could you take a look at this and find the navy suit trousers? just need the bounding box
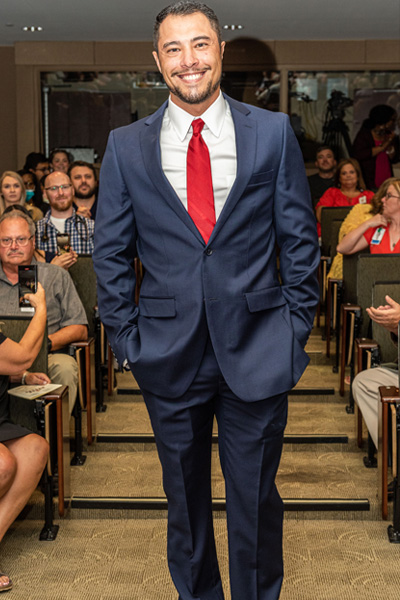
[142,337,288,600]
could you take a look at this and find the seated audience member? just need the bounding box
[68,161,98,220]
[35,171,95,264]
[327,178,393,281]
[308,146,337,209]
[353,294,400,450]
[18,169,48,215]
[0,171,43,222]
[315,158,374,236]
[337,178,400,255]
[23,152,50,183]
[49,149,73,174]
[352,104,400,191]
[0,282,50,592]
[0,210,88,415]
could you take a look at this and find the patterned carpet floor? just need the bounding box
[3,327,400,599]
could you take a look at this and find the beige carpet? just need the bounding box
[3,326,400,599]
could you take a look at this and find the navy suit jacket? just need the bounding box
[93,94,320,401]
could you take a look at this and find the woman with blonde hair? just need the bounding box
[337,177,400,254]
[0,171,43,222]
[327,177,395,280]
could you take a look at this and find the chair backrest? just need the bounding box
[329,219,343,261]
[372,281,400,365]
[320,206,352,256]
[342,251,369,304]
[355,255,400,337]
[0,315,48,432]
[69,255,97,338]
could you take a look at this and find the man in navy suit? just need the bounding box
[93,2,319,598]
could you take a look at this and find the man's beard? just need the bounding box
[74,185,96,200]
[168,73,221,106]
[51,198,73,212]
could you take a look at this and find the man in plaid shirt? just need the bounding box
[35,171,95,263]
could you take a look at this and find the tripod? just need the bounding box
[322,105,352,159]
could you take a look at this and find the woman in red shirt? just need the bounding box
[315,158,374,236]
[337,178,400,255]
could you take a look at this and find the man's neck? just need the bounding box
[2,262,20,285]
[74,196,95,209]
[51,208,73,219]
[318,170,335,180]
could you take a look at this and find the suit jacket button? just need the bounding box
[205,248,213,256]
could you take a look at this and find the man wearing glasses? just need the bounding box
[0,210,88,415]
[35,171,95,266]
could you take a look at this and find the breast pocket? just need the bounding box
[247,169,274,187]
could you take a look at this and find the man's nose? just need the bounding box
[180,47,198,68]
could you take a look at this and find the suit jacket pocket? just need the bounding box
[247,169,274,187]
[139,296,176,318]
[245,286,286,312]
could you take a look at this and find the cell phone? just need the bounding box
[56,233,71,255]
[18,265,37,312]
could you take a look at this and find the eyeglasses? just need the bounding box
[45,184,72,193]
[385,193,400,200]
[0,235,34,247]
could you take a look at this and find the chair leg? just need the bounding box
[363,433,377,468]
[39,470,59,541]
[70,401,86,466]
[388,405,400,542]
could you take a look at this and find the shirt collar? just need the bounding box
[167,91,227,141]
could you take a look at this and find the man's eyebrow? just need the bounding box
[162,35,212,50]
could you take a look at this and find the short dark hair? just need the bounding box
[153,1,222,51]
[68,160,97,180]
[365,104,397,129]
[315,146,335,160]
[23,152,48,171]
[49,148,74,165]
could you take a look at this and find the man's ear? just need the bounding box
[153,51,162,73]
[220,41,225,59]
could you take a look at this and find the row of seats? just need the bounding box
[317,207,400,533]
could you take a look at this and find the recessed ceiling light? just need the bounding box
[22,26,43,32]
[223,24,244,31]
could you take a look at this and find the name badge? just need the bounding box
[359,196,367,204]
[371,227,385,245]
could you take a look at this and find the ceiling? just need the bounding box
[0,0,399,46]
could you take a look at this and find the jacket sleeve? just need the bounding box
[93,130,139,365]
[273,115,320,347]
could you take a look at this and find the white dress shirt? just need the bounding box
[160,92,237,220]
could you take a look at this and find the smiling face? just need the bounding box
[1,176,23,207]
[339,163,358,189]
[51,152,70,173]
[43,171,74,217]
[152,12,225,115]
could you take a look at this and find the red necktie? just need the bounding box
[187,118,216,243]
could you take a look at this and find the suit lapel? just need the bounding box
[208,95,257,243]
[140,102,204,244]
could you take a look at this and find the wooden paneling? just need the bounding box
[275,41,365,65]
[0,47,17,172]
[15,42,95,65]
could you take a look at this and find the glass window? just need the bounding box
[289,70,400,162]
[41,70,280,161]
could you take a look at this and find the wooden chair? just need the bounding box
[339,254,400,405]
[69,256,97,441]
[0,316,70,539]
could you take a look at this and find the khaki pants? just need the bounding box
[48,353,79,416]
